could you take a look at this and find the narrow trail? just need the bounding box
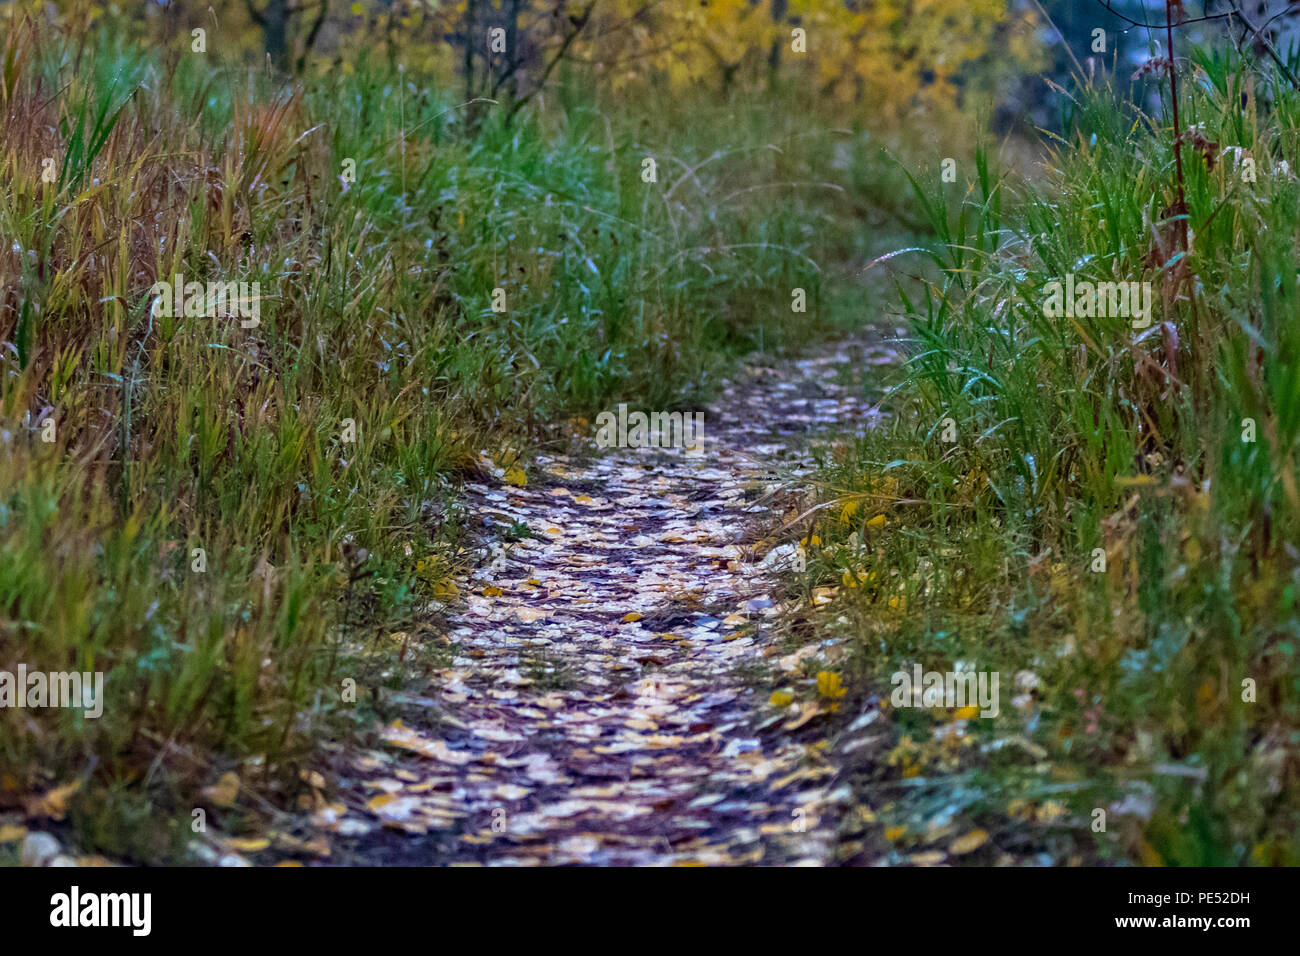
[318,340,892,866]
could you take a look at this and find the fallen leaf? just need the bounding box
[27,780,81,821]
[202,772,241,808]
[224,837,269,853]
[950,829,989,855]
[817,671,847,699]
[784,701,823,730]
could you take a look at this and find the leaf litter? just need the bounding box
[301,341,897,866]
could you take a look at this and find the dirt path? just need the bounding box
[315,341,892,866]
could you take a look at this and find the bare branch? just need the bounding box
[504,0,599,124]
[1093,0,1236,30]
[296,0,330,74]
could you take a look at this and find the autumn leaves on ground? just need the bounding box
[3,0,1300,867]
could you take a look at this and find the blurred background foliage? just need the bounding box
[28,0,1049,131]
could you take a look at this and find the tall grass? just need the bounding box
[0,15,909,859]
[809,46,1300,865]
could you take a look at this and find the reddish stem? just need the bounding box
[1166,1,1188,249]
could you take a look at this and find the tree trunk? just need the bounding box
[264,0,290,71]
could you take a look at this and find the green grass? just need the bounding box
[802,45,1300,865]
[0,16,917,860]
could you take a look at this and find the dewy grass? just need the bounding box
[0,18,894,859]
[806,45,1300,865]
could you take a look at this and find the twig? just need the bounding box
[1095,0,1236,30]
[504,0,599,125]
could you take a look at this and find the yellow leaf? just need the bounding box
[225,837,270,853]
[574,494,595,505]
[867,513,886,529]
[481,585,503,597]
[1196,678,1217,715]
[951,705,979,721]
[504,466,527,487]
[783,700,823,730]
[0,824,27,844]
[950,829,989,855]
[1036,800,1067,824]
[885,825,906,842]
[298,769,327,789]
[810,586,837,605]
[621,612,644,623]
[29,779,80,820]
[770,689,795,707]
[202,772,241,808]
[817,671,847,699]
[839,500,860,525]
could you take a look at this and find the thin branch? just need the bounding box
[1094,1,1300,93]
[1232,0,1300,91]
[504,0,599,124]
[1095,0,1236,30]
[296,0,330,73]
